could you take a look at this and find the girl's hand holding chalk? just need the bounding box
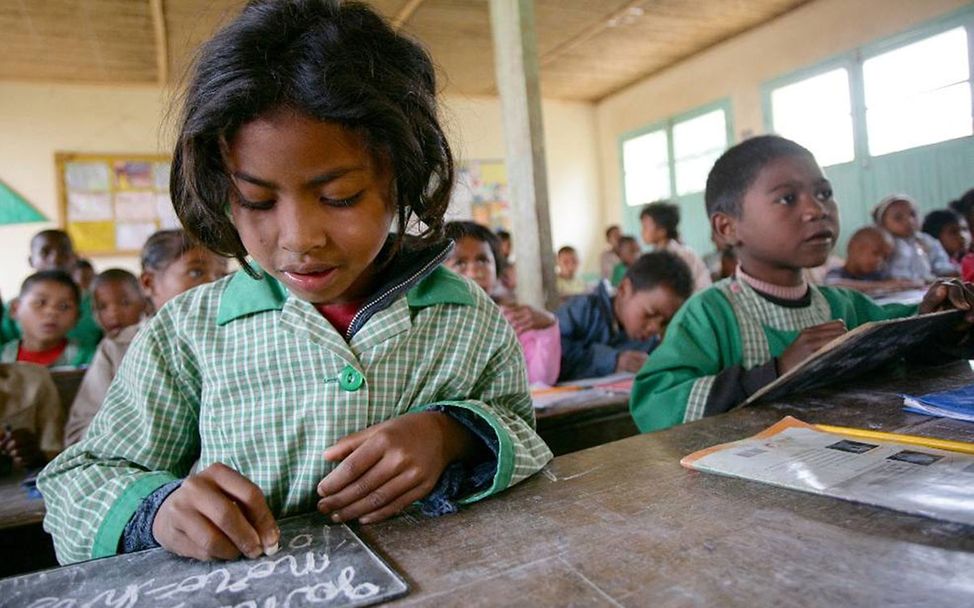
[316,411,478,525]
[152,463,280,561]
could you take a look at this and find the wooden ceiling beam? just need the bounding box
[391,0,425,29]
[150,0,169,85]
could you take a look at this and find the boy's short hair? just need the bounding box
[443,221,507,275]
[21,270,80,305]
[30,229,73,251]
[949,188,974,218]
[91,269,141,295]
[639,201,680,240]
[557,246,577,256]
[922,209,963,239]
[705,135,814,218]
[624,251,693,299]
[73,258,93,272]
[495,229,511,242]
[617,235,637,248]
[605,225,620,240]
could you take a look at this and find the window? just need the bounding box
[673,109,728,195]
[621,105,730,206]
[863,27,972,156]
[770,68,856,167]
[622,129,670,206]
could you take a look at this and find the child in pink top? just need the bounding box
[444,221,561,385]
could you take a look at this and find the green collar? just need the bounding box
[217,265,473,326]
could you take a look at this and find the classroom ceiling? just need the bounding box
[0,0,812,101]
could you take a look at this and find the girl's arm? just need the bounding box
[316,295,553,523]
[37,317,202,564]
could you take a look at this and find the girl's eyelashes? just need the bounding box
[236,192,365,210]
[237,196,275,211]
[321,191,364,208]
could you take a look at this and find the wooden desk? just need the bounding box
[536,392,637,456]
[0,473,55,577]
[360,360,974,606]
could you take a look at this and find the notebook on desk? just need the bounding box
[741,309,964,407]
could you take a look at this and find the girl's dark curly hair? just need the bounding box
[170,0,454,274]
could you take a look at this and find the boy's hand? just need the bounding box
[616,350,649,373]
[777,320,848,375]
[919,279,974,324]
[152,463,280,561]
[501,304,556,333]
[317,411,476,525]
[0,428,46,469]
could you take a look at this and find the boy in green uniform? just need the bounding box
[2,230,102,352]
[631,135,974,432]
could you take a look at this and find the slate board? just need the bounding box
[741,309,965,407]
[0,512,408,607]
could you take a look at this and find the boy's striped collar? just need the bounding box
[216,240,473,326]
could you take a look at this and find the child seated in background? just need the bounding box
[640,201,712,292]
[631,135,974,433]
[444,221,561,385]
[873,194,956,281]
[91,269,147,338]
[922,209,971,270]
[1,363,63,470]
[949,188,974,233]
[1,230,103,351]
[0,271,92,368]
[557,251,692,381]
[610,235,641,287]
[65,230,228,446]
[825,226,919,293]
[556,245,588,298]
[703,231,737,282]
[71,259,95,294]
[600,225,622,280]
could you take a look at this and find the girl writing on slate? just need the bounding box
[630,135,974,433]
[39,0,552,565]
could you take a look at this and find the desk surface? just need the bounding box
[535,392,636,456]
[363,360,974,607]
[0,473,44,531]
[6,363,974,603]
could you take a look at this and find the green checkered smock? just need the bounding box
[38,265,553,564]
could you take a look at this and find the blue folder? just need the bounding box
[903,383,974,422]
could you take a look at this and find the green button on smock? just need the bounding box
[338,365,364,391]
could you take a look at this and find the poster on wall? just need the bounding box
[450,159,511,232]
[57,153,174,255]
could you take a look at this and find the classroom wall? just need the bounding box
[595,0,974,241]
[443,96,603,274]
[0,82,601,299]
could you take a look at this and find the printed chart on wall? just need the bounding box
[452,159,511,231]
[56,153,178,255]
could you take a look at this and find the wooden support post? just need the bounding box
[488,0,559,311]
